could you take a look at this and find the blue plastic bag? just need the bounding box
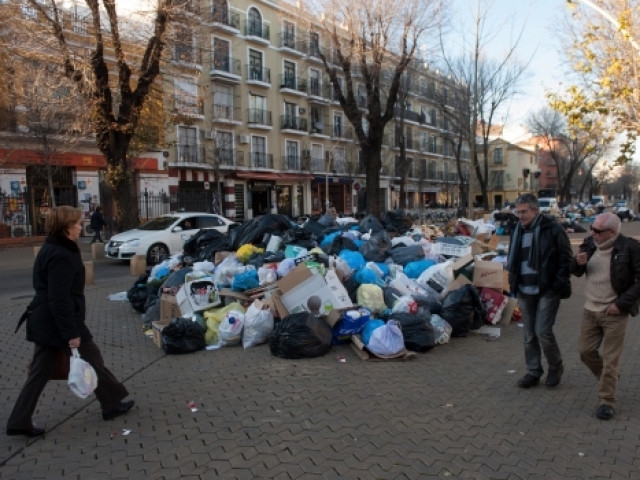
[339,250,366,271]
[231,269,259,292]
[353,239,365,248]
[362,319,385,345]
[404,259,437,279]
[320,231,340,247]
[332,307,371,344]
[354,267,383,285]
[374,262,389,278]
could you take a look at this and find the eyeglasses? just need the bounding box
[590,226,612,234]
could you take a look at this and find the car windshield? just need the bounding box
[539,200,550,207]
[137,216,179,231]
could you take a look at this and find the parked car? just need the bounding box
[105,212,235,264]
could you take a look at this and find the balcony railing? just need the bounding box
[171,45,202,65]
[394,107,422,123]
[174,95,204,116]
[279,75,307,93]
[308,41,325,60]
[247,109,272,126]
[309,116,329,134]
[282,155,301,170]
[176,145,202,163]
[281,115,307,132]
[244,21,270,41]
[246,66,271,83]
[251,152,273,168]
[280,33,307,54]
[208,9,240,29]
[310,157,325,171]
[215,148,243,167]
[213,104,241,122]
[331,124,353,139]
[211,55,241,76]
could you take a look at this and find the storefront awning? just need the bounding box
[235,172,315,181]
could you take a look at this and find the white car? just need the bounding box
[105,212,235,264]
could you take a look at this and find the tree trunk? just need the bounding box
[103,131,138,232]
[362,140,382,217]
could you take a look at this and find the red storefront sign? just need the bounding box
[0,149,157,170]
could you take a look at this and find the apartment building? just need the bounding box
[473,138,538,209]
[165,0,469,219]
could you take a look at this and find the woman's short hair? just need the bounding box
[45,206,82,236]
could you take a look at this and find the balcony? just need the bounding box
[175,145,203,164]
[280,33,307,56]
[310,157,325,171]
[174,95,204,118]
[247,109,272,127]
[210,55,241,83]
[170,45,202,66]
[244,21,270,43]
[280,115,308,134]
[251,152,273,168]
[207,9,240,32]
[307,42,325,62]
[213,104,242,124]
[331,124,353,140]
[279,75,307,95]
[246,66,271,86]
[309,116,329,136]
[215,148,243,167]
[307,80,330,103]
[282,155,302,170]
[394,107,422,123]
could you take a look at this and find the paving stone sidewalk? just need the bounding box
[1,231,640,479]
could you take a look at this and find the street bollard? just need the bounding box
[84,261,94,285]
[91,242,105,260]
[130,255,147,277]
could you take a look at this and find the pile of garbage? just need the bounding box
[122,211,521,361]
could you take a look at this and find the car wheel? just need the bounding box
[147,243,169,265]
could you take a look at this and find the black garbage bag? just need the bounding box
[325,235,358,256]
[127,275,151,313]
[302,220,329,243]
[161,317,206,354]
[440,285,484,337]
[391,312,436,352]
[247,251,286,268]
[318,213,338,227]
[383,286,404,309]
[413,294,442,315]
[383,209,412,234]
[359,214,384,234]
[162,267,192,290]
[142,295,161,329]
[281,227,317,249]
[228,214,295,250]
[269,312,333,359]
[389,244,425,266]
[359,231,392,263]
[342,276,361,303]
[183,229,230,257]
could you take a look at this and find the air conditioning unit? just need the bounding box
[11,225,32,238]
[201,130,214,140]
[238,135,250,144]
[82,223,95,237]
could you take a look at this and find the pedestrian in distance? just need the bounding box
[571,213,640,420]
[90,205,107,243]
[6,206,134,438]
[506,193,573,389]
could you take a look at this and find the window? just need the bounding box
[443,140,450,157]
[248,7,262,36]
[213,37,230,71]
[428,160,437,179]
[213,85,233,119]
[333,113,343,137]
[493,147,503,164]
[175,27,194,63]
[21,1,37,19]
[309,31,321,57]
[200,216,224,227]
[309,69,321,96]
[178,217,199,230]
[420,132,427,151]
[428,135,437,153]
[249,49,263,80]
[212,0,228,23]
[252,135,267,167]
[215,131,233,165]
[174,77,199,116]
[249,94,266,123]
[284,102,297,128]
[283,61,296,88]
[283,20,295,48]
[429,108,436,126]
[311,144,323,170]
[178,126,198,162]
[285,140,299,169]
[334,146,346,173]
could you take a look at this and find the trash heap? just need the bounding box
[123,212,521,361]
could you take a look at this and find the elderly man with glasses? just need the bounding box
[571,213,640,420]
[507,194,573,390]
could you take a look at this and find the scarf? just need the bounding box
[507,214,543,274]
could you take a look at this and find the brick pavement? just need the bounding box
[1,229,640,479]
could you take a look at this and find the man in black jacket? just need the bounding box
[90,205,107,243]
[506,194,573,389]
[571,213,640,420]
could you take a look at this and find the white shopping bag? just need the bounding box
[68,348,98,399]
[367,320,405,356]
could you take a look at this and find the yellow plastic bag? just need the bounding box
[204,302,246,345]
[357,284,386,314]
[236,244,265,264]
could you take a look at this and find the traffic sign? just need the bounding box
[353,182,361,191]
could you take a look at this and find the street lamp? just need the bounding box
[567,0,640,54]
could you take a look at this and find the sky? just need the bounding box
[447,0,569,131]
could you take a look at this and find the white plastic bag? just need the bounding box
[213,254,242,287]
[266,235,283,253]
[217,310,245,346]
[258,266,278,285]
[243,299,275,349]
[367,320,405,356]
[68,348,98,399]
[416,259,454,298]
[430,314,453,344]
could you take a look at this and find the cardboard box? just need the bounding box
[152,319,171,348]
[160,294,181,322]
[214,251,233,266]
[472,260,504,290]
[503,271,510,293]
[350,334,417,362]
[498,297,518,325]
[176,279,221,315]
[452,253,473,273]
[479,288,509,325]
[442,274,472,296]
[280,269,353,315]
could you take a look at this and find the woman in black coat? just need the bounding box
[6,206,134,437]
[90,205,107,243]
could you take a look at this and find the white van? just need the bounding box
[538,198,558,213]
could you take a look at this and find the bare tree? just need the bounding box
[297,0,447,216]
[527,106,610,203]
[19,0,182,230]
